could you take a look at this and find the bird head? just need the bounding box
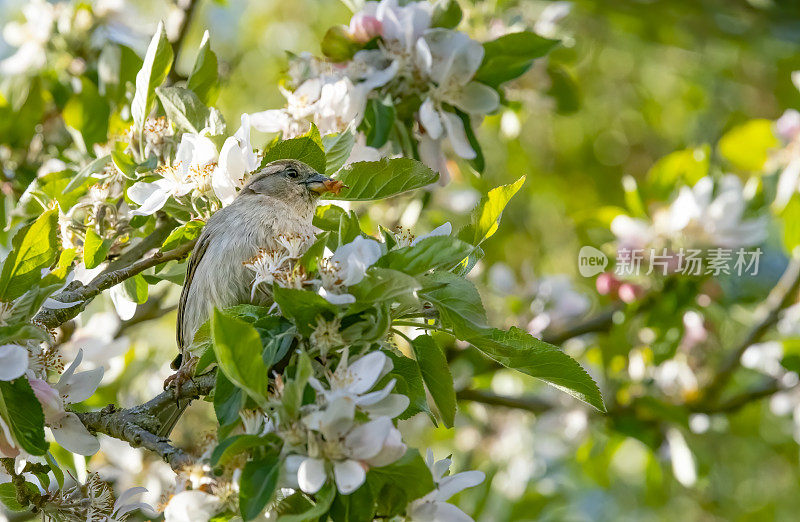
[239,159,346,202]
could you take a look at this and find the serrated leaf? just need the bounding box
[121,274,148,304]
[375,236,473,275]
[212,309,270,409]
[239,451,281,521]
[131,22,174,133]
[272,287,341,336]
[156,86,211,134]
[187,30,220,105]
[64,154,110,193]
[323,130,356,175]
[83,228,111,269]
[349,267,421,304]
[420,272,604,411]
[0,209,59,301]
[330,159,438,201]
[411,335,456,427]
[162,219,205,250]
[459,176,525,246]
[0,481,38,511]
[261,132,326,174]
[214,370,244,426]
[277,483,335,522]
[0,378,47,456]
[211,434,278,467]
[475,31,559,88]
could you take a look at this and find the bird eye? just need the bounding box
[286,168,300,179]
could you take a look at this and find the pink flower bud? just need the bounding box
[618,283,643,303]
[349,14,382,43]
[29,377,64,423]
[596,272,620,295]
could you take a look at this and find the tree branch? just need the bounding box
[34,239,196,330]
[701,256,800,401]
[541,306,619,345]
[76,371,216,471]
[457,388,553,414]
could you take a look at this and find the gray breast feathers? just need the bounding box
[176,195,315,352]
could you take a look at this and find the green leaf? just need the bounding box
[214,370,244,426]
[156,86,211,134]
[0,378,47,456]
[83,228,111,269]
[313,204,347,231]
[363,98,396,148]
[475,31,559,88]
[62,78,110,150]
[411,335,456,427]
[718,119,778,172]
[330,482,376,521]
[277,483,336,522]
[376,236,473,276]
[132,22,174,133]
[212,309,270,409]
[272,287,341,335]
[187,30,220,105]
[646,146,710,200]
[323,130,356,175]
[45,452,64,489]
[455,109,484,173]
[459,176,525,246]
[162,219,205,250]
[111,150,137,179]
[0,209,59,301]
[321,25,361,62]
[366,449,435,516]
[211,434,278,467]
[781,194,800,254]
[282,351,313,420]
[420,272,604,411]
[350,267,421,304]
[64,154,110,194]
[239,451,281,521]
[431,0,462,28]
[121,274,148,304]
[469,327,605,411]
[261,132,326,174]
[385,353,429,419]
[0,481,38,511]
[330,159,439,201]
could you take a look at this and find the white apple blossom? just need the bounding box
[416,29,499,161]
[0,0,56,75]
[29,350,104,456]
[308,350,410,418]
[212,114,259,205]
[127,133,218,215]
[0,344,29,381]
[163,490,222,522]
[250,79,322,138]
[290,398,406,495]
[318,236,383,304]
[407,449,485,522]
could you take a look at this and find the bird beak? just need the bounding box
[305,173,347,195]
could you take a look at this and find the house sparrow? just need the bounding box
[159,159,344,433]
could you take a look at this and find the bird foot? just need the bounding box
[163,355,199,395]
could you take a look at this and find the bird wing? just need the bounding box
[176,231,212,352]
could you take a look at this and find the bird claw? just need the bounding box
[163,356,199,400]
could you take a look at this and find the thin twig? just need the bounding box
[34,239,196,330]
[541,307,619,345]
[702,256,800,402]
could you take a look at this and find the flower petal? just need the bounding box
[249,109,293,133]
[361,393,409,419]
[448,82,500,115]
[434,470,485,502]
[364,426,405,467]
[333,459,366,495]
[164,490,221,522]
[298,457,327,494]
[127,182,170,216]
[441,111,476,159]
[50,412,100,456]
[346,352,390,394]
[344,416,392,460]
[0,345,28,380]
[419,97,443,140]
[412,222,452,246]
[57,367,103,404]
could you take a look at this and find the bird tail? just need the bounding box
[155,397,193,438]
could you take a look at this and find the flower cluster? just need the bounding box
[249,0,501,179]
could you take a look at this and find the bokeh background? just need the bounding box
[5,0,800,520]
